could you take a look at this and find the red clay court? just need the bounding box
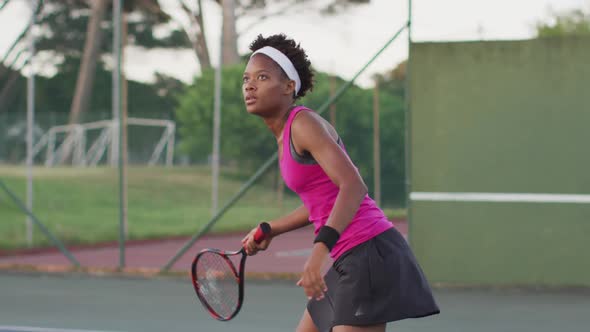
[0,220,407,276]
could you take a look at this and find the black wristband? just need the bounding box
[313,226,340,251]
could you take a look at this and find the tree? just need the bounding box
[1,64,184,163]
[177,0,211,70]
[0,0,44,112]
[373,60,406,99]
[536,8,590,37]
[70,0,174,124]
[69,0,109,125]
[175,64,275,169]
[2,0,185,122]
[175,0,373,67]
[0,0,10,11]
[175,66,407,206]
[222,0,240,65]
[0,66,22,113]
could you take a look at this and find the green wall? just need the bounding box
[409,37,590,286]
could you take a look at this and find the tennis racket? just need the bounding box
[191,222,271,321]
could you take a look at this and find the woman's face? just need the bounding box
[243,54,293,116]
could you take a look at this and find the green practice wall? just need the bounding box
[409,37,590,286]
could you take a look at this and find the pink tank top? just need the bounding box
[279,106,393,259]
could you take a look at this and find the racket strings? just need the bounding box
[195,252,240,318]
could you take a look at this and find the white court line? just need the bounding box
[275,248,312,257]
[0,326,123,332]
[410,192,590,204]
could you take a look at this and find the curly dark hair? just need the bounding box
[249,34,314,99]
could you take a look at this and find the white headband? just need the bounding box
[251,46,301,94]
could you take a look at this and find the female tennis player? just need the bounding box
[241,34,439,332]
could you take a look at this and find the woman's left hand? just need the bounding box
[296,243,330,301]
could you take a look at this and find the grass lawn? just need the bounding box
[0,166,301,250]
[0,166,406,250]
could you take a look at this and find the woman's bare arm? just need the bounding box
[242,204,310,255]
[268,204,311,237]
[291,110,368,300]
[291,111,368,235]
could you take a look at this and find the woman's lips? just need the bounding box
[245,96,257,105]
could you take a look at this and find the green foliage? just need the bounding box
[373,60,406,99]
[175,67,407,206]
[34,0,190,71]
[175,64,276,169]
[15,65,183,118]
[536,8,590,37]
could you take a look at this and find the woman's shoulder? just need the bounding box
[291,105,316,116]
[295,104,314,111]
[291,106,323,130]
[291,106,339,145]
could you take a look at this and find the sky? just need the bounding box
[0,0,588,88]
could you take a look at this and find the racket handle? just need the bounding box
[253,222,271,243]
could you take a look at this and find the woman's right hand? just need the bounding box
[241,224,273,256]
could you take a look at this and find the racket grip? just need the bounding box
[253,222,271,243]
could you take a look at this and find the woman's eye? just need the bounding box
[258,74,267,80]
[242,76,249,83]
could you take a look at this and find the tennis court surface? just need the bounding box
[1,272,589,332]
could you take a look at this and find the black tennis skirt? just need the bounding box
[307,228,440,331]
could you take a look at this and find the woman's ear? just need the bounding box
[284,79,296,96]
